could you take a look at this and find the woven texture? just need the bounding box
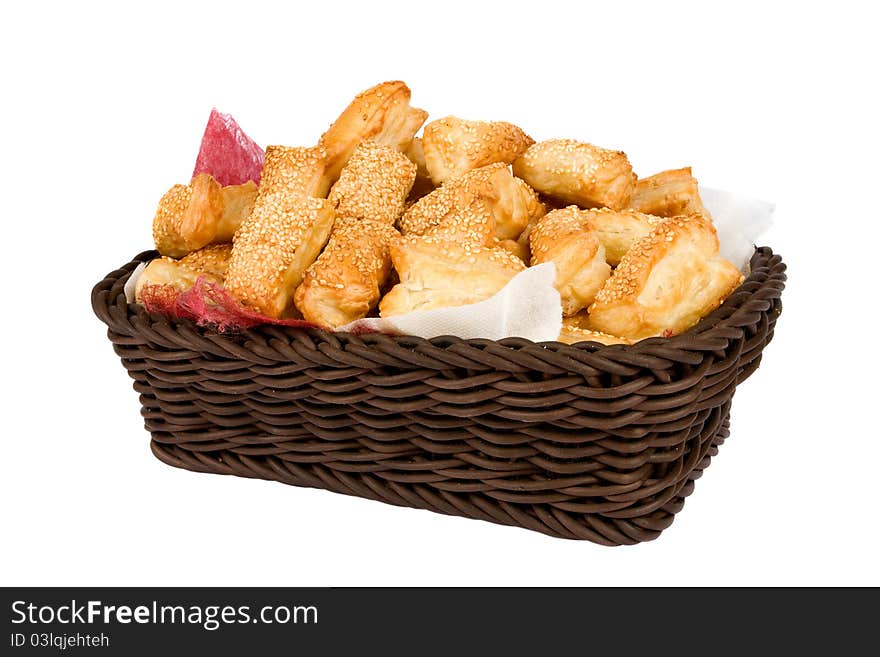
[92,247,785,545]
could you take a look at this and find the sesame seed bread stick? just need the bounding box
[422,198,496,247]
[399,163,545,240]
[513,139,635,210]
[225,194,336,319]
[259,145,331,199]
[294,217,399,329]
[421,116,534,185]
[328,141,417,225]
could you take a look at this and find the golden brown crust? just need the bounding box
[319,81,427,183]
[422,199,496,247]
[588,214,744,340]
[529,206,611,316]
[630,167,708,218]
[328,141,417,225]
[512,210,543,263]
[399,164,545,240]
[421,116,534,184]
[152,174,224,258]
[135,244,232,303]
[495,237,529,263]
[294,218,399,328]
[135,258,203,303]
[216,181,257,241]
[582,207,663,266]
[405,137,430,180]
[225,194,336,318]
[513,139,634,210]
[179,243,233,280]
[557,322,631,346]
[379,235,525,317]
[260,145,330,199]
[404,137,436,201]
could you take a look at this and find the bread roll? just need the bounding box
[588,214,744,340]
[294,218,399,328]
[583,207,663,266]
[260,145,330,199]
[225,194,336,318]
[328,141,416,225]
[513,139,634,210]
[135,244,233,303]
[421,116,534,184]
[630,167,708,218]
[399,163,544,240]
[422,199,496,247]
[319,80,427,183]
[379,236,525,316]
[530,206,612,316]
[152,175,256,258]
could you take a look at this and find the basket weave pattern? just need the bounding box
[92,247,785,545]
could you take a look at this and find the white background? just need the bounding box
[2,1,878,586]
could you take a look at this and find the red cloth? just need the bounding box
[191,108,264,186]
[140,278,317,332]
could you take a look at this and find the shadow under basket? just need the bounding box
[92,247,786,545]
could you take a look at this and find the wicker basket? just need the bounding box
[91,247,785,545]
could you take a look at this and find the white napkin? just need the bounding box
[342,262,562,341]
[701,186,774,272]
[124,261,147,303]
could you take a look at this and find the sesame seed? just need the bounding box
[328,141,416,225]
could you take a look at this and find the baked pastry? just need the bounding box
[513,139,634,210]
[557,321,630,346]
[404,137,435,201]
[630,167,708,218]
[219,182,259,234]
[294,217,399,328]
[588,214,744,340]
[225,194,336,318]
[495,237,529,263]
[421,116,534,184]
[143,81,744,344]
[422,198,496,247]
[509,211,543,263]
[379,236,525,316]
[260,145,330,198]
[319,80,427,183]
[583,207,663,266]
[135,244,233,303]
[399,163,545,240]
[328,141,417,225]
[178,243,233,280]
[529,206,611,316]
[152,174,257,258]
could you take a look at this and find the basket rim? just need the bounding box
[92,246,786,363]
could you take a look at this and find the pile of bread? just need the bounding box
[137,81,744,345]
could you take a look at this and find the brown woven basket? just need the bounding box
[91,247,785,545]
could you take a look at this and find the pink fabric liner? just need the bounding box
[191,108,265,187]
[140,278,318,333]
